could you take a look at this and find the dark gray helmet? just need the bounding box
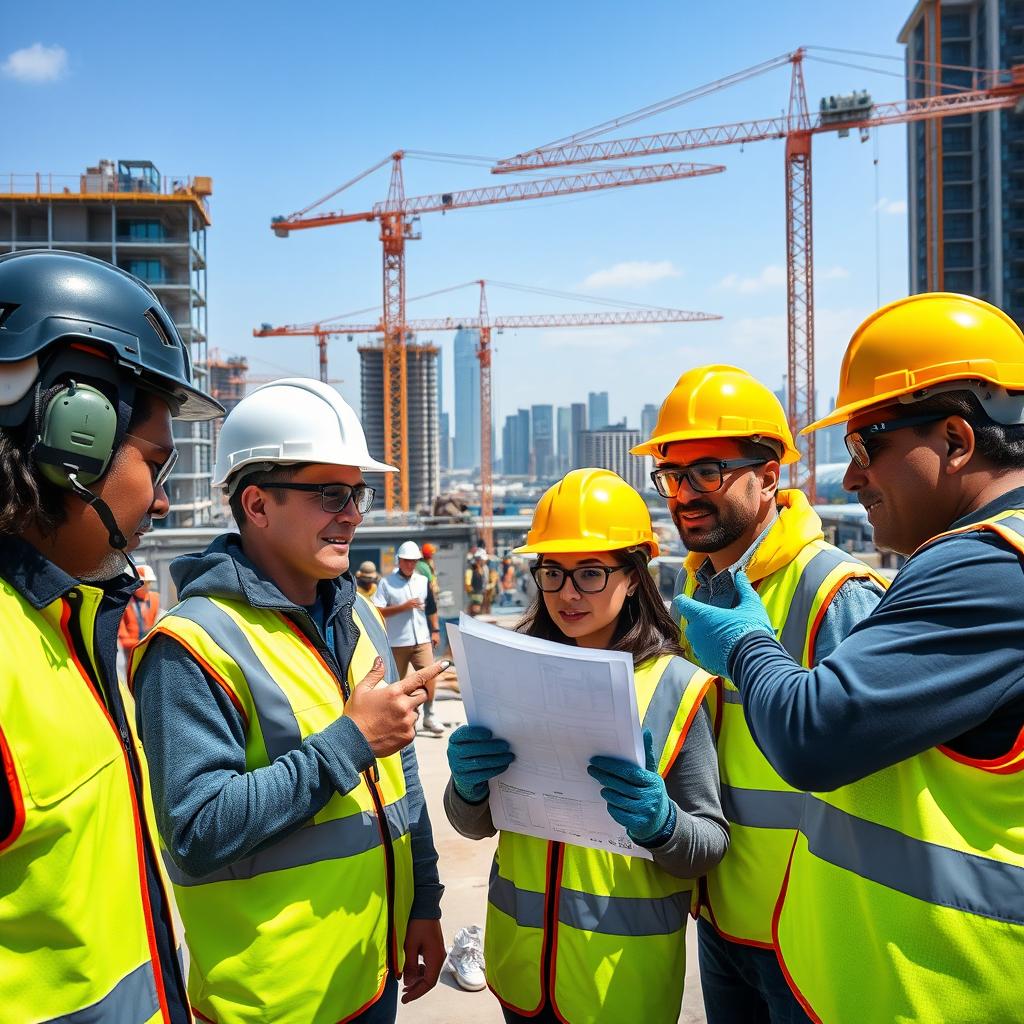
[0,249,223,423]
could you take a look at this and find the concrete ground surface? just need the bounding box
[398,685,707,1024]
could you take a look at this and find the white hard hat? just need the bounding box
[136,564,157,583]
[475,548,489,559]
[212,378,396,492]
[397,541,422,560]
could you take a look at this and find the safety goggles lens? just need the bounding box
[322,483,375,514]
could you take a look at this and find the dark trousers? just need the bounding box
[697,918,811,1024]
[350,976,399,1024]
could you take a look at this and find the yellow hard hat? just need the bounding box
[804,293,1024,432]
[514,468,659,558]
[631,364,801,464]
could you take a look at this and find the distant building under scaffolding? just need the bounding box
[359,340,440,512]
[0,158,215,527]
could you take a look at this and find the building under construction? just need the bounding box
[359,340,439,512]
[0,159,215,527]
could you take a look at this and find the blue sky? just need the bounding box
[4,1,918,443]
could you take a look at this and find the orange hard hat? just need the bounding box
[805,293,1024,432]
[631,364,800,464]
[514,468,659,558]
[421,542,436,557]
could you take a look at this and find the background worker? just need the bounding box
[132,379,447,1024]
[445,469,729,1024]
[498,555,517,607]
[0,250,222,1022]
[118,562,160,661]
[415,541,440,602]
[375,540,444,736]
[673,295,1024,1024]
[465,548,488,616]
[633,364,886,1024]
[355,560,379,597]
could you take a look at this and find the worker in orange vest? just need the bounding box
[119,563,160,657]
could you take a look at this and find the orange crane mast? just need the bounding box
[493,49,1024,500]
[255,281,721,550]
[269,152,724,513]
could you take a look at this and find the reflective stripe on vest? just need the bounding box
[696,539,887,947]
[0,581,170,1023]
[133,591,413,1024]
[774,509,1024,1024]
[485,654,713,1023]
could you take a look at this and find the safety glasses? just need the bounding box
[259,481,376,515]
[650,458,767,497]
[844,414,948,469]
[125,433,178,489]
[530,564,628,594]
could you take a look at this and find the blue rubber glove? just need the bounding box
[447,725,514,803]
[587,730,673,846]
[671,570,774,678]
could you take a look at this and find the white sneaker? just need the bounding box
[447,924,486,991]
[421,712,445,736]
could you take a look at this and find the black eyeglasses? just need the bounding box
[531,563,628,594]
[651,458,767,497]
[125,433,178,489]
[844,413,947,469]
[259,481,376,515]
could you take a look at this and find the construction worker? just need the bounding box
[415,541,440,599]
[498,554,517,606]
[445,469,729,1024]
[633,364,887,1024]
[375,540,445,736]
[0,249,222,1021]
[131,378,447,1024]
[355,559,380,597]
[465,548,488,616]
[673,295,1024,1023]
[119,562,161,660]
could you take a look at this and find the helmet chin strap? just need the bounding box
[65,471,128,550]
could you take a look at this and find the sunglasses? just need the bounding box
[844,414,948,469]
[259,481,376,515]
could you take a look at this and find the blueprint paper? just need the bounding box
[449,615,652,859]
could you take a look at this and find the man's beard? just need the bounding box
[672,501,753,553]
[79,547,131,582]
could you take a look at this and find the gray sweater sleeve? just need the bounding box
[135,633,376,878]
[443,704,729,880]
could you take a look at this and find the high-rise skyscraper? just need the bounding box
[453,328,481,470]
[899,1,1024,324]
[360,342,439,511]
[556,406,572,474]
[501,408,531,476]
[570,402,587,469]
[579,426,644,491]
[640,404,659,442]
[438,345,450,470]
[588,391,610,431]
[531,404,555,479]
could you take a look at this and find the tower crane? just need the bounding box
[269,152,725,512]
[493,49,1024,499]
[255,280,721,550]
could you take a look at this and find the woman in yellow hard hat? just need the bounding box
[444,468,728,1024]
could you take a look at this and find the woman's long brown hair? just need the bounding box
[517,547,684,667]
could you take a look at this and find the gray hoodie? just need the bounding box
[133,533,443,919]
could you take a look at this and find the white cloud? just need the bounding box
[874,197,907,215]
[2,43,68,83]
[581,260,682,290]
[818,265,851,281]
[718,264,787,293]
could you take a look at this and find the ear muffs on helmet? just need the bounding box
[34,380,119,488]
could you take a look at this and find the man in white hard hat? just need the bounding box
[131,379,447,1024]
[374,540,444,736]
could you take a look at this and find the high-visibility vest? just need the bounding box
[677,489,888,947]
[132,592,414,1024]
[774,508,1024,1024]
[0,576,180,1023]
[485,654,714,1024]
